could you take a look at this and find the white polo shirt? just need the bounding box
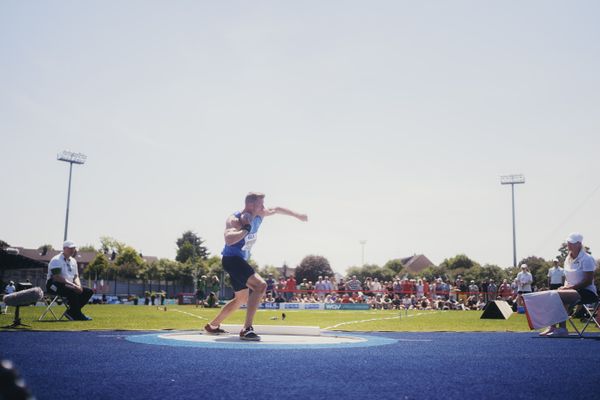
[547,266,565,285]
[516,271,533,292]
[564,251,597,293]
[47,253,78,281]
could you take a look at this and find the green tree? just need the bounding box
[84,253,110,282]
[100,236,126,264]
[107,262,119,295]
[383,259,404,276]
[99,236,126,254]
[437,254,480,282]
[440,254,478,270]
[346,264,396,282]
[78,244,98,253]
[176,231,209,263]
[176,242,200,264]
[479,264,508,283]
[205,256,223,273]
[557,244,568,265]
[257,264,281,280]
[505,265,519,283]
[115,247,145,295]
[295,255,334,283]
[344,265,360,279]
[403,263,506,285]
[143,261,162,292]
[37,244,54,255]
[153,258,180,295]
[204,256,228,292]
[179,261,199,292]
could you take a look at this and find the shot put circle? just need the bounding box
[126,331,397,349]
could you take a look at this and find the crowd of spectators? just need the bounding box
[261,273,531,311]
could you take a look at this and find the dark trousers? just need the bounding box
[46,280,94,315]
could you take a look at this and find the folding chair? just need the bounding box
[38,294,70,321]
[569,300,600,338]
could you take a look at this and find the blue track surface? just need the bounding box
[1,331,599,400]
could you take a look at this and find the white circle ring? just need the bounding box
[126,331,397,349]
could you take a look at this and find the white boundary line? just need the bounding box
[323,311,440,330]
[172,309,208,320]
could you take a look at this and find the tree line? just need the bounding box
[303,243,598,290]
[2,236,597,293]
[80,233,221,294]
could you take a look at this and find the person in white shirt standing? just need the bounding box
[516,264,533,306]
[46,241,94,321]
[547,259,565,290]
[540,232,598,337]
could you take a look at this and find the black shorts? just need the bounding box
[577,288,598,304]
[222,256,256,292]
[549,284,562,290]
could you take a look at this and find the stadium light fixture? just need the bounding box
[57,150,87,241]
[500,174,525,268]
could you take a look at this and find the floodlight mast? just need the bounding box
[57,151,87,241]
[500,174,525,268]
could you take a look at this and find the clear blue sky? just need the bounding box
[2,1,599,274]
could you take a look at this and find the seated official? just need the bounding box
[540,232,598,337]
[46,240,94,321]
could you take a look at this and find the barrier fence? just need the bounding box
[177,288,518,307]
[263,288,515,299]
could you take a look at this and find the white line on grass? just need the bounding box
[323,311,439,330]
[172,309,208,320]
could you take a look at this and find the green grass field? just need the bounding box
[2,304,598,333]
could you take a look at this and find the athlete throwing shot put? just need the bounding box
[204,192,308,341]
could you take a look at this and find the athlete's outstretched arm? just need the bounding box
[261,207,308,222]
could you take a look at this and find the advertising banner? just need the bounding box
[241,302,366,310]
[324,303,370,310]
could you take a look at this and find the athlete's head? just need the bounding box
[245,192,265,214]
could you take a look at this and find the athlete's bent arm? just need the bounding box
[224,215,250,246]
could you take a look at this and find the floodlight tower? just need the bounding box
[500,174,525,268]
[57,151,87,241]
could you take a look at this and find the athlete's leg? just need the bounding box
[209,289,249,327]
[243,273,267,329]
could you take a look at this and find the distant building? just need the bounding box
[400,254,436,273]
[0,248,46,286]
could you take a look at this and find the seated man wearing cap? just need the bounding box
[46,241,94,321]
[540,232,598,337]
